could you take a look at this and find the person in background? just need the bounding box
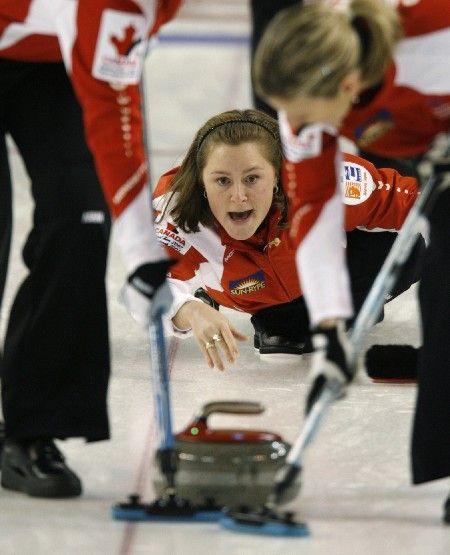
[251,0,450,181]
[153,109,423,371]
[0,0,181,498]
[250,0,299,119]
[252,0,450,521]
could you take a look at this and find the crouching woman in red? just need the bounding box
[153,109,423,372]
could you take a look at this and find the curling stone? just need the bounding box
[152,401,300,508]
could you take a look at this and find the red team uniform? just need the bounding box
[153,154,420,338]
[279,0,450,328]
[1,0,448,505]
[341,1,450,160]
[0,0,181,492]
[0,0,181,269]
[272,0,450,496]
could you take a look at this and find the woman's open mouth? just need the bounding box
[228,209,253,223]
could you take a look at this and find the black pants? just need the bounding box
[412,187,450,484]
[0,60,111,441]
[251,229,425,341]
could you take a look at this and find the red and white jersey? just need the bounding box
[280,0,448,325]
[0,0,182,273]
[279,116,352,325]
[341,0,450,157]
[153,155,418,334]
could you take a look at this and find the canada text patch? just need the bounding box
[155,224,187,254]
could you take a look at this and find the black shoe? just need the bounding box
[194,288,220,311]
[1,438,82,498]
[444,493,450,524]
[255,331,312,363]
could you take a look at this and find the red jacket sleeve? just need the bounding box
[342,153,419,232]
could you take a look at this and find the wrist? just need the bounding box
[172,300,199,330]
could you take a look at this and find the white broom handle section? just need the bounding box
[149,312,174,450]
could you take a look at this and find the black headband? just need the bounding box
[197,119,278,152]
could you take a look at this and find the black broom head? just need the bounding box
[365,344,420,382]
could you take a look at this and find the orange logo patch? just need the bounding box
[345,181,361,199]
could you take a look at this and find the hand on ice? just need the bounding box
[174,300,247,371]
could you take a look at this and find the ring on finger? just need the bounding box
[212,333,222,343]
[205,341,215,350]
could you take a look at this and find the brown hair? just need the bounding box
[253,0,401,100]
[161,109,287,233]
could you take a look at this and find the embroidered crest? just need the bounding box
[341,162,375,205]
[92,9,152,84]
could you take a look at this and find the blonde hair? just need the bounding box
[161,109,287,233]
[253,0,401,100]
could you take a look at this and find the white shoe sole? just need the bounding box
[258,351,304,364]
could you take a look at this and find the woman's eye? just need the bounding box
[216,176,230,186]
[245,175,259,184]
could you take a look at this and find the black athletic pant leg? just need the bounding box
[346,229,424,323]
[0,133,12,330]
[412,187,450,484]
[0,61,111,441]
[251,296,310,344]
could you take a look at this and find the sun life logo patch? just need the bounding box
[229,271,265,295]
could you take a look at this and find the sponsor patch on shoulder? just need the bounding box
[155,224,188,254]
[341,161,375,205]
[92,9,152,84]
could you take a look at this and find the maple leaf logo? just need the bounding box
[110,24,141,56]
